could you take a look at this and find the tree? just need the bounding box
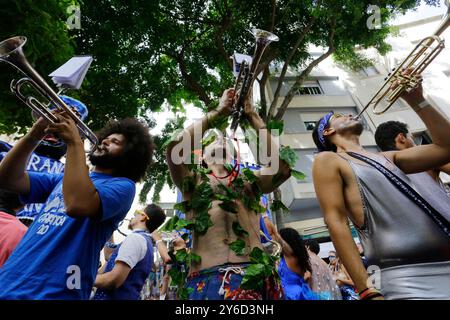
[2,1,439,217]
[0,0,78,134]
[76,0,438,214]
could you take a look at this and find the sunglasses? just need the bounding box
[134,209,149,221]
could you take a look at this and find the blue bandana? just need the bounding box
[32,95,88,121]
[317,112,334,152]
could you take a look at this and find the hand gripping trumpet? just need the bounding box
[230,29,279,132]
[356,1,450,119]
[0,36,98,150]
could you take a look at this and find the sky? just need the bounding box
[391,0,448,25]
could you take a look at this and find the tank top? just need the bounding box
[342,154,450,269]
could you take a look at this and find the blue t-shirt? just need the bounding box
[0,141,65,220]
[0,171,135,300]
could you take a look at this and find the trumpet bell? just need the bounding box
[0,36,26,61]
[0,36,99,151]
[252,28,280,43]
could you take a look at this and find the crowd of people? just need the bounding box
[0,67,449,300]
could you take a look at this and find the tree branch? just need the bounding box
[175,50,212,106]
[214,1,234,70]
[274,20,336,121]
[269,0,276,32]
[268,2,321,119]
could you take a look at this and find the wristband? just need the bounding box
[359,287,382,300]
[361,292,383,300]
[412,100,430,112]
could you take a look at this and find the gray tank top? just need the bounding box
[344,154,450,269]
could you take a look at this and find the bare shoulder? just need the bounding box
[313,152,341,170]
[314,151,338,161]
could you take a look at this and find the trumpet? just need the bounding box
[356,1,450,119]
[0,36,98,149]
[230,29,279,132]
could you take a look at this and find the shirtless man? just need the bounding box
[312,79,450,300]
[166,88,291,300]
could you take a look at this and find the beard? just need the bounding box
[351,120,364,136]
[88,151,122,170]
[338,119,364,137]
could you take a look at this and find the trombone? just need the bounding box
[230,29,279,132]
[0,36,98,149]
[356,1,450,119]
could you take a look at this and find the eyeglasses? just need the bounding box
[134,209,149,221]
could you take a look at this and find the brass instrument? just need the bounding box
[0,36,98,149]
[230,29,279,131]
[356,2,450,118]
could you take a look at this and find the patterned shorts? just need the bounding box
[186,263,284,300]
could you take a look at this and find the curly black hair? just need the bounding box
[375,121,409,151]
[280,228,312,273]
[95,118,154,182]
[304,239,320,255]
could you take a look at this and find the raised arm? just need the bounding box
[166,89,234,189]
[389,83,450,174]
[0,117,48,194]
[312,152,370,294]
[44,113,101,218]
[245,99,291,193]
[152,231,172,264]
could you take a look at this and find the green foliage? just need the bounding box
[175,218,195,230]
[232,222,249,237]
[209,114,229,131]
[241,167,258,184]
[0,0,78,134]
[279,145,299,168]
[173,201,191,214]
[241,247,278,290]
[161,216,179,231]
[333,48,375,73]
[270,200,289,214]
[229,239,246,256]
[291,169,306,181]
[201,134,216,147]
[193,208,214,235]
[240,263,266,290]
[218,201,238,213]
[267,119,284,136]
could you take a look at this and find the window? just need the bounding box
[304,121,317,131]
[295,81,323,95]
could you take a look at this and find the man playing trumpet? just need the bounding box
[312,71,450,300]
[0,113,153,299]
[166,88,291,300]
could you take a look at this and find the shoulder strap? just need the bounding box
[347,152,450,238]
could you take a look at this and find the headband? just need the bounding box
[317,112,334,152]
